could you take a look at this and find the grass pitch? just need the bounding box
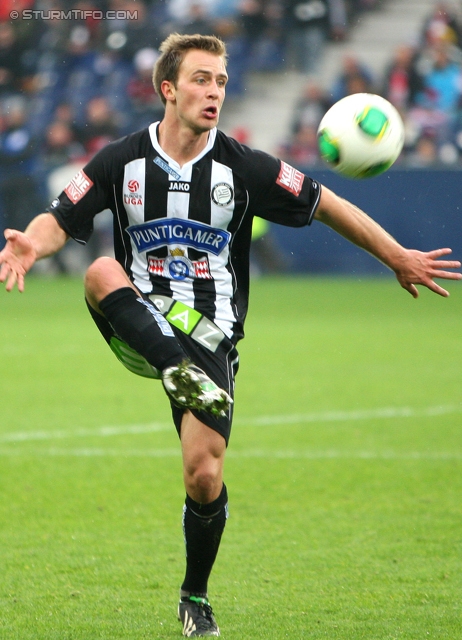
[1,275,461,639]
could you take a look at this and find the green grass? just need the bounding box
[1,275,461,639]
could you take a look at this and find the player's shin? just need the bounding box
[98,287,186,371]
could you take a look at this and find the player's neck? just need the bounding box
[157,118,211,167]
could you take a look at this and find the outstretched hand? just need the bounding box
[0,229,37,292]
[395,247,461,298]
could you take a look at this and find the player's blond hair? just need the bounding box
[153,33,228,105]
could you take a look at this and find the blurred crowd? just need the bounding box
[280,2,462,170]
[1,0,459,250]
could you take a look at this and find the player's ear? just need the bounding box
[162,80,176,103]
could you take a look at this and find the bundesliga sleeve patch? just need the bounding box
[64,169,94,204]
[276,161,304,196]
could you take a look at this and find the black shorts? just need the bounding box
[86,299,239,445]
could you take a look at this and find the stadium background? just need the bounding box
[1,0,461,273]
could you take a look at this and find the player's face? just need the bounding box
[172,50,227,133]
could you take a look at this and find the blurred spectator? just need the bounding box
[278,123,321,167]
[0,22,28,99]
[167,0,218,24]
[127,47,164,130]
[290,79,330,134]
[328,0,348,42]
[329,53,375,103]
[382,44,425,115]
[175,2,217,35]
[40,120,85,175]
[404,42,462,150]
[237,0,285,72]
[213,0,241,18]
[284,0,331,74]
[421,2,462,49]
[104,0,162,62]
[416,43,462,113]
[406,131,439,168]
[75,95,121,156]
[61,22,103,124]
[53,102,78,130]
[283,0,348,74]
[0,96,44,232]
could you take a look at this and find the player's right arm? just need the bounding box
[0,213,69,292]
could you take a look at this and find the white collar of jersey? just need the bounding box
[148,121,217,170]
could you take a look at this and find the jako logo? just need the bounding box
[128,180,140,193]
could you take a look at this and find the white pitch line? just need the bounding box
[243,404,462,427]
[0,447,461,460]
[0,403,461,445]
[0,421,172,443]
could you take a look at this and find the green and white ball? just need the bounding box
[317,93,405,179]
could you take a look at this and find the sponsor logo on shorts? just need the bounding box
[276,161,304,196]
[64,169,94,204]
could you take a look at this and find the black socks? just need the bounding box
[98,287,186,372]
[181,484,228,595]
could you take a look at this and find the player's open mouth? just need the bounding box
[203,106,218,119]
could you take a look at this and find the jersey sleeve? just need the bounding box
[46,142,118,243]
[242,147,321,227]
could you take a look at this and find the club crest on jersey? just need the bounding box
[126,217,231,256]
[148,249,212,282]
[211,182,234,206]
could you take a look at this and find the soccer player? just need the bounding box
[1,33,461,637]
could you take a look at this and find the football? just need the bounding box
[317,93,405,179]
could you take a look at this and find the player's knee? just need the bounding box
[84,257,132,307]
[185,463,222,503]
[85,257,117,286]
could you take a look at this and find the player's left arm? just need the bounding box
[314,185,462,298]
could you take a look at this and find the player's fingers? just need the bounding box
[0,262,9,283]
[425,280,450,297]
[5,269,18,292]
[431,269,462,280]
[430,261,462,271]
[400,281,419,298]
[427,247,454,259]
[16,273,25,293]
[3,228,17,243]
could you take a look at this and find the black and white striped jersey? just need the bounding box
[49,123,321,344]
